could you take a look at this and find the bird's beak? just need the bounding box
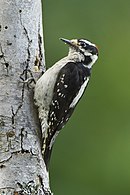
[60,38,78,48]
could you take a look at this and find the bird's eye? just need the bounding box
[80,42,87,48]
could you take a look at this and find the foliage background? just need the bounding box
[43,0,130,194]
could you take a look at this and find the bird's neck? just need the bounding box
[68,49,85,63]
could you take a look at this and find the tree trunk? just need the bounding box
[0,0,51,194]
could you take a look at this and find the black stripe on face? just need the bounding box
[78,40,90,49]
[82,56,92,66]
[78,40,98,55]
[88,45,98,55]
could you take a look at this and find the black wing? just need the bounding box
[49,62,90,131]
[44,62,91,168]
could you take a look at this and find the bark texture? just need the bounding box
[0,0,51,194]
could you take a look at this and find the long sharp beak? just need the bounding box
[60,38,71,45]
[60,38,78,48]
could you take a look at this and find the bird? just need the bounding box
[34,38,99,169]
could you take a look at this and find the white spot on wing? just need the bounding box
[70,77,90,108]
[62,74,65,77]
[64,84,68,88]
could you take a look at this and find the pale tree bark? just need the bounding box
[0,0,52,194]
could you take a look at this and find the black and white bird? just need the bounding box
[34,38,98,169]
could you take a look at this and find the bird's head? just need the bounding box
[60,38,99,68]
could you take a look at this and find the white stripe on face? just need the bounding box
[79,39,96,47]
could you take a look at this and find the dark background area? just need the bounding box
[43,0,130,194]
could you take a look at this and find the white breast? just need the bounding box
[69,77,90,108]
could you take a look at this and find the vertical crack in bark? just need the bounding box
[10,11,36,127]
[0,43,9,74]
[10,81,25,127]
[19,10,31,70]
[20,128,25,153]
[34,21,45,76]
[11,104,23,128]
[11,106,15,127]
[38,22,43,70]
[19,10,34,82]
[19,10,36,84]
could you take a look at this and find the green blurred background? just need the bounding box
[43,0,130,194]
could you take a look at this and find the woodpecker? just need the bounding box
[34,38,98,169]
